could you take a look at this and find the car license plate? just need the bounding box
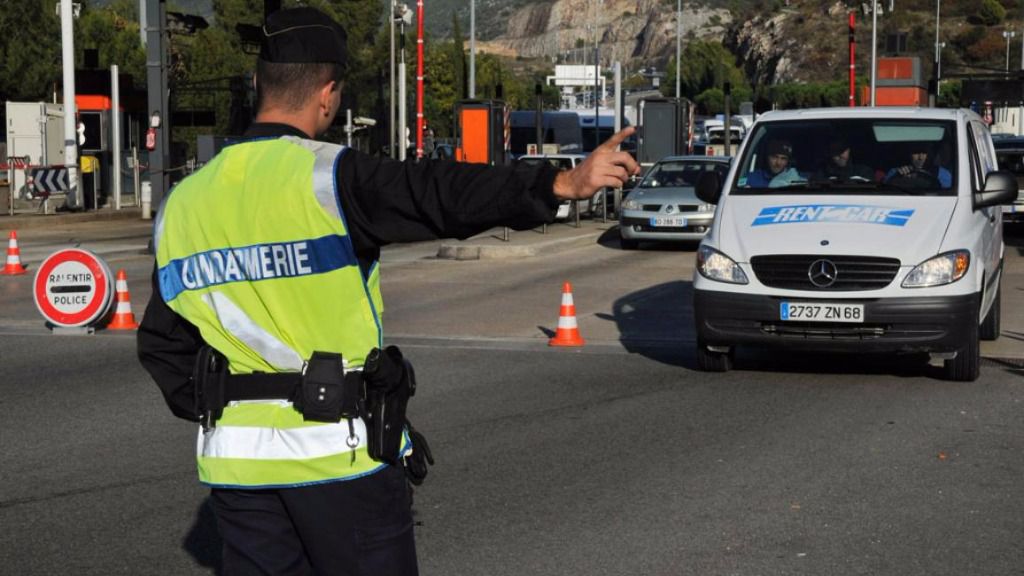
[650,216,687,227]
[780,301,864,323]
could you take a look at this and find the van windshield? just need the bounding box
[732,118,958,196]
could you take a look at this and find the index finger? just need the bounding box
[596,126,636,152]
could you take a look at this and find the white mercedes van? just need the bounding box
[692,107,1018,381]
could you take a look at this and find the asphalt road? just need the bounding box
[1,220,1022,575]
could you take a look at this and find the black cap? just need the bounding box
[259,7,348,67]
[767,140,792,157]
[829,137,850,156]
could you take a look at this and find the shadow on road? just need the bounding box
[594,279,1022,380]
[182,497,222,575]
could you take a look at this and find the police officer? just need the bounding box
[136,6,638,576]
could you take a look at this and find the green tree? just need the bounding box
[0,0,60,102]
[974,0,1006,25]
[666,40,749,102]
[450,11,465,100]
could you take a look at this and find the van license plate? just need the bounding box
[650,216,687,227]
[780,301,864,323]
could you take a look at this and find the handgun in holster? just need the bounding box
[361,346,434,483]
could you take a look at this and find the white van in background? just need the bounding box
[692,107,1018,381]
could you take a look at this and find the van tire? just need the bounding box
[980,285,1001,341]
[696,340,733,372]
[620,237,639,250]
[943,316,980,382]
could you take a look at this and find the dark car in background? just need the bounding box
[992,135,1024,222]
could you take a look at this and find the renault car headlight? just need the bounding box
[697,245,748,284]
[698,203,715,213]
[622,197,641,210]
[902,250,970,288]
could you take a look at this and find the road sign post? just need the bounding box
[33,248,114,334]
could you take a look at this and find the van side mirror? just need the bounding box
[975,170,1019,209]
[695,170,723,205]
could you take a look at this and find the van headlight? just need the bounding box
[697,245,749,284]
[698,203,715,213]
[902,250,970,288]
[622,197,641,210]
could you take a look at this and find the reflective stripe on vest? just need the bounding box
[155,136,402,488]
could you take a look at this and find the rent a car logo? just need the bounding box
[752,204,914,227]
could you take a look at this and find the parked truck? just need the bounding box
[4,101,66,199]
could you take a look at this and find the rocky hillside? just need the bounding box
[478,0,732,66]
[457,0,1024,88]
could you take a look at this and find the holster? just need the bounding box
[193,346,228,432]
[362,346,416,466]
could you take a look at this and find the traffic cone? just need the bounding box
[107,269,139,330]
[548,281,585,347]
[1,231,27,275]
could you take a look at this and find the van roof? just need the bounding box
[754,107,981,123]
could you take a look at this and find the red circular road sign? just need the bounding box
[33,249,113,327]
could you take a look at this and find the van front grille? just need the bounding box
[750,254,901,291]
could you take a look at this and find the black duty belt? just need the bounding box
[191,345,433,483]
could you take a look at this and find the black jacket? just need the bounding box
[137,123,561,420]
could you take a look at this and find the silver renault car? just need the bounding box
[619,155,731,249]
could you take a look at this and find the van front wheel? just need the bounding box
[980,285,1001,341]
[943,316,980,382]
[696,339,733,372]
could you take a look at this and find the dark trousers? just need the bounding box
[210,464,419,576]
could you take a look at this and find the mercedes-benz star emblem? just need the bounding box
[808,259,838,287]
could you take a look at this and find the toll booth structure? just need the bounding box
[75,70,148,210]
[862,56,928,107]
[637,97,690,169]
[454,100,509,166]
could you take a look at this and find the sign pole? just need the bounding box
[112,64,123,210]
[60,0,80,210]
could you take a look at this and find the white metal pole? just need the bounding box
[390,10,396,158]
[469,0,476,98]
[60,0,79,208]
[112,65,122,210]
[346,109,353,147]
[399,61,407,161]
[676,0,681,99]
[139,0,146,47]
[870,0,877,106]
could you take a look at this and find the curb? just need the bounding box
[436,229,604,260]
[0,208,146,231]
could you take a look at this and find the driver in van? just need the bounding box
[885,142,952,188]
[746,139,804,188]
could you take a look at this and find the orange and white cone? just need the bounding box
[107,269,139,330]
[548,281,585,347]
[1,231,27,275]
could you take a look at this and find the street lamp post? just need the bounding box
[936,41,945,79]
[469,0,475,98]
[1004,30,1016,71]
[934,0,940,76]
[870,0,878,106]
[675,0,681,99]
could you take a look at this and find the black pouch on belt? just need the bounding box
[294,352,364,423]
[362,346,416,465]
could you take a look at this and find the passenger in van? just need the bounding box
[884,142,952,188]
[813,137,875,182]
[746,139,804,187]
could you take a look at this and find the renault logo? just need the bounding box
[808,259,838,287]
[665,205,675,214]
